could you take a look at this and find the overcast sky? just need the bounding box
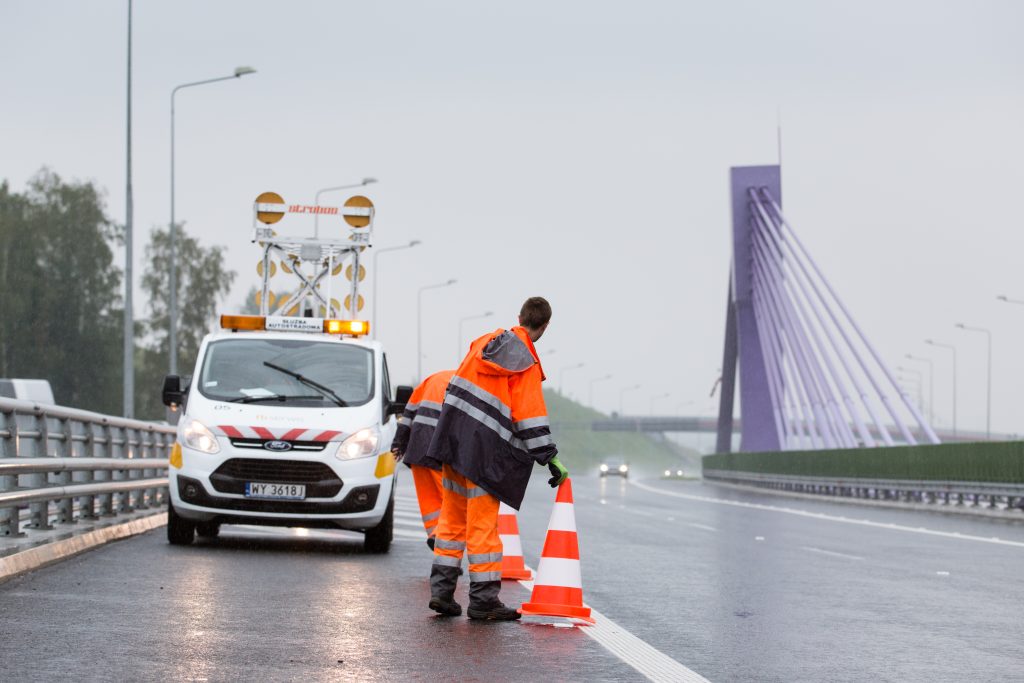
[3,0,1024,435]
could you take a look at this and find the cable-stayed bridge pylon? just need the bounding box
[716,165,940,454]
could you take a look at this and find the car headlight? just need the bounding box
[336,427,380,460]
[676,469,683,477]
[619,464,628,473]
[664,469,671,477]
[599,464,609,472]
[182,418,220,454]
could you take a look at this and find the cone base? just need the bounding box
[518,601,595,624]
[501,569,533,581]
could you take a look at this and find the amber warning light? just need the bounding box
[220,315,369,336]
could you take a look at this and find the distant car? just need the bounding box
[0,379,55,405]
[599,459,629,478]
[662,469,687,479]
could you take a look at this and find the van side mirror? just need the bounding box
[388,385,414,416]
[162,375,186,410]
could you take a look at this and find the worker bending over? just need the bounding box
[425,296,568,621]
[391,369,454,550]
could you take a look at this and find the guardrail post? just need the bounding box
[26,411,54,530]
[55,416,74,524]
[0,406,22,537]
[98,423,114,517]
[79,422,98,520]
[116,425,132,514]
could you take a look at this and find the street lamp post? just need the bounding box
[619,384,641,415]
[925,339,957,437]
[417,279,456,381]
[170,66,256,375]
[558,363,585,396]
[314,178,377,238]
[457,311,493,364]
[588,374,612,407]
[956,323,993,439]
[896,367,924,414]
[905,353,935,426]
[124,0,134,417]
[372,240,421,339]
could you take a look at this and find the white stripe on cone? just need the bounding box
[533,556,582,589]
[547,503,577,532]
[499,533,522,556]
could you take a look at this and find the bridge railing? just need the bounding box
[703,442,1024,511]
[0,398,174,537]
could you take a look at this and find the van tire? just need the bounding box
[167,503,195,546]
[364,495,394,554]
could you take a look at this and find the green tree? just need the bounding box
[0,170,124,413]
[135,224,235,419]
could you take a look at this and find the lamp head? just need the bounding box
[997,295,1008,301]
[409,239,422,247]
[234,66,257,77]
[955,323,965,329]
[361,177,378,185]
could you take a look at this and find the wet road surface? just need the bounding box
[2,470,1023,681]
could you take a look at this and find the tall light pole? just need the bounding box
[314,177,377,238]
[956,323,992,439]
[588,374,612,407]
[458,311,492,364]
[123,0,134,417]
[417,279,456,381]
[619,384,641,415]
[896,367,924,414]
[170,65,256,375]
[905,353,935,425]
[650,392,671,415]
[925,339,957,437]
[558,363,585,396]
[372,240,421,339]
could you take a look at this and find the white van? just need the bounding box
[0,379,55,405]
[162,314,412,552]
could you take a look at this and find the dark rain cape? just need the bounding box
[425,327,557,509]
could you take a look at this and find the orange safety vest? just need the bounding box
[425,327,557,509]
[392,369,455,471]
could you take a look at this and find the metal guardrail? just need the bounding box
[0,397,174,537]
[703,468,1024,511]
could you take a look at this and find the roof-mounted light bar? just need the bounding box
[220,315,370,336]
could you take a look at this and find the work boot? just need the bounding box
[467,601,521,621]
[428,596,463,617]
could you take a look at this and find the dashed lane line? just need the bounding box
[518,570,710,683]
[629,480,1024,550]
[687,523,717,532]
[799,546,864,561]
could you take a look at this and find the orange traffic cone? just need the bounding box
[518,478,594,623]
[498,502,533,580]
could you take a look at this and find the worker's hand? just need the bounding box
[547,457,568,488]
[391,446,404,461]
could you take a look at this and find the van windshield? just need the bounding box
[198,338,374,407]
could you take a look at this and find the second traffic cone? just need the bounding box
[498,502,533,580]
[519,478,594,623]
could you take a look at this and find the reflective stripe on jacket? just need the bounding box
[393,369,455,471]
[425,327,557,510]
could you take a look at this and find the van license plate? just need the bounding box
[244,482,306,500]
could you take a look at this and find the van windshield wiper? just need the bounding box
[261,361,348,407]
[228,394,326,404]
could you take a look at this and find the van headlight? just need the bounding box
[619,464,628,473]
[182,418,220,454]
[336,427,380,460]
[599,464,609,473]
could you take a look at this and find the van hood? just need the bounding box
[184,395,379,443]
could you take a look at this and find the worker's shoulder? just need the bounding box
[482,329,536,372]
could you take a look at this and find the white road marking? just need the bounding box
[687,523,717,532]
[630,480,1024,550]
[393,528,427,540]
[800,546,864,561]
[518,570,709,683]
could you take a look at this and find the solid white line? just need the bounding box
[800,546,864,561]
[519,569,709,683]
[630,480,1024,550]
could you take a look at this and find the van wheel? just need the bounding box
[195,522,220,539]
[167,503,195,546]
[364,495,394,554]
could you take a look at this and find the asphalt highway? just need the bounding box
[2,469,1023,682]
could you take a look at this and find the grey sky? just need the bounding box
[3,1,1023,434]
